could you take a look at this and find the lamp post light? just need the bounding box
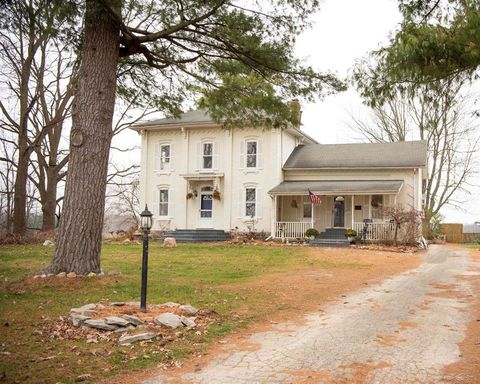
[139,205,153,312]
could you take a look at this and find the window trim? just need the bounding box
[159,143,171,171]
[245,186,256,218]
[245,139,258,168]
[201,140,214,170]
[158,187,170,218]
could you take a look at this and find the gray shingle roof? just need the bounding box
[135,109,215,127]
[269,180,404,195]
[283,141,427,169]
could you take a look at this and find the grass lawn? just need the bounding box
[0,243,325,383]
[464,243,480,249]
[0,242,414,384]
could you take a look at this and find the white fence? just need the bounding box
[274,221,310,239]
[353,222,395,242]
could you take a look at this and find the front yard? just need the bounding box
[0,243,419,383]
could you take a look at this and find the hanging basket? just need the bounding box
[213,190,221,200]
[186,192,194,200]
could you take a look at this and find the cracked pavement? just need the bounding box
[144,245,479,384]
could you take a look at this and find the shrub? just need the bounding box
[344,229,357,237]
[305,228,319,238]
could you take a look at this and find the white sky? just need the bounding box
[115,0,480,224]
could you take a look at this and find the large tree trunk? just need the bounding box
[12,141,28,235]
[41,169,58,232]
[47,0,119,274]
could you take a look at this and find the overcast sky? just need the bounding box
[116,0,480,224]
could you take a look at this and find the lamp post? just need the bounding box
[139,205,153,312]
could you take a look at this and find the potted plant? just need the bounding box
[305,228,319,240]
[213,189,221,200]
[344,229,357,243]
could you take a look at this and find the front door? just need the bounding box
[333,197,345,227]
[198,187,213,228]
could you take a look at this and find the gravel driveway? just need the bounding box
[144,245,478,384]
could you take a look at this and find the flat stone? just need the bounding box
[121,314,144,326]
[111,302,125,306]
[180,304,199,315]
[67,272,77,278]
[104,316,130,327]
[70,314,90,327]
[83,319,118,331]
[86,272,96,277]
[180,316,196,328]
[70,304,97,314]
[114,325,135,335]
[42,240,54,246]
[56,272,66,278]
[154,313,183,329]
[118,332,156,345]
[162,302,181,308]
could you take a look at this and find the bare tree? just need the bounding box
[105,174,140,235]
[351,80,479,222]
[0,1,79,235]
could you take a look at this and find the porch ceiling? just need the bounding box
[268,180,404,195]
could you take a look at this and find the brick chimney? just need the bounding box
[290,99,302,127]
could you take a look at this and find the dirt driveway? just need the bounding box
[140,245,480,384]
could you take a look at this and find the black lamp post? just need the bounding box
[139,205,153,312]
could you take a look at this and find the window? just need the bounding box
[203,142,213,169]
[159,188,169,216]
[371,195,383,219]
[303,201,312,218]
[245,188,256,218]
[160,144,170,170]
[246,141,257,168]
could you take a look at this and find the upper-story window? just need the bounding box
[246,141,257,168]
[203,142,213,169]
[241,138,263,169]
[197,140,218,171]
[160,144,170,170]
[155,142,174,172]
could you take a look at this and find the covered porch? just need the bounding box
[269,180,403,241]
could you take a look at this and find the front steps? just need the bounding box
[310,228,350,248]
[161,229,230,243]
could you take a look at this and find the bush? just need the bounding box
[305,228,319,238]
[344,229,357,237]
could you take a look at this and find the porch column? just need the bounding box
[311,198,314,229]
[271,195,277,238]
[351,195,354,228]
[368,194,372,219]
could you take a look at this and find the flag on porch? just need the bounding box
[308,189,322,205]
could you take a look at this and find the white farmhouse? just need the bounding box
[132,108,427,244]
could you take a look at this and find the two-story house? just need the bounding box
[132,108,427,242]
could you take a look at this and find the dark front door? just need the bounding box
[333,198,345,227]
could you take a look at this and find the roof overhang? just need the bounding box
[180,173,224,181]
[268,180,404,195]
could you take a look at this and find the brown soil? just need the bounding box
[442,247,480,384]
[110,247,421,384]
[375,334,407,346]
[337,361,391,384]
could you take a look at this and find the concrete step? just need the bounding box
[310,238,350,248]
[160,229,230,243]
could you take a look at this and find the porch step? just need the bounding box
[160,229,230,243]
[317,228,347,240]
[309,238,350,248]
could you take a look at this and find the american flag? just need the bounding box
[308,189,322,205]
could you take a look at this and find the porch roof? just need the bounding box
[268,180,404,195]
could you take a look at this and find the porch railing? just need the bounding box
[353,222,395,242]
[275,221,309,239]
